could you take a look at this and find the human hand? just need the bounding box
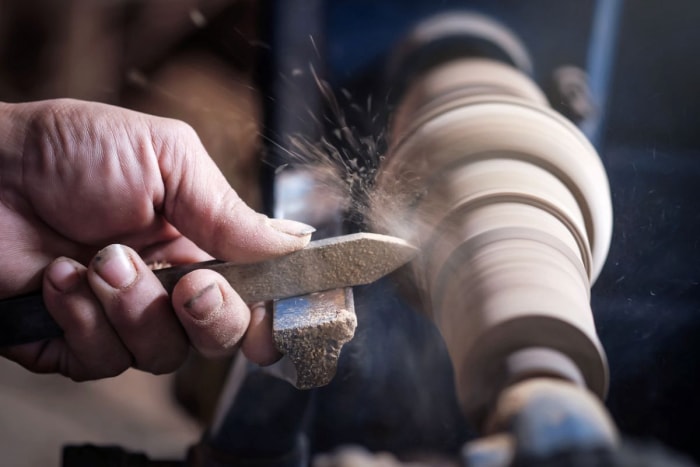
[0,98,313,380]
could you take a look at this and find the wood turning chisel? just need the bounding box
[0,232,417,348]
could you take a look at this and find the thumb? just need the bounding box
[153,120,314,263]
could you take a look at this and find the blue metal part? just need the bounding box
[582,0,625,146]
[511,393,614,458]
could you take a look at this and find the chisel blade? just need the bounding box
[157,232,418,303]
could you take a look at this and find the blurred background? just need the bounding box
[1,0,700,465]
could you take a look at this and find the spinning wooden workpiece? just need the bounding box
[372,58,613,425]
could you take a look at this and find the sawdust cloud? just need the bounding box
[267,63,439,249]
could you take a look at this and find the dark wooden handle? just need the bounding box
[0,262,213,347]
[0,293,63,346]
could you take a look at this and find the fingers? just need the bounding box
[171,269,250,358]
[5,245,279,381]
[171,271,280,364]
[1,257,134,381]
[43,257,133,379]
[151,118,315,263]
[242,302,282,366]
[86,244,189,374]
[88,244,276,365]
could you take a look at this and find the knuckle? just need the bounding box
[156,117,199,151]
[170,118,197,138]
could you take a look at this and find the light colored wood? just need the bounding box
[372,58,613,424]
